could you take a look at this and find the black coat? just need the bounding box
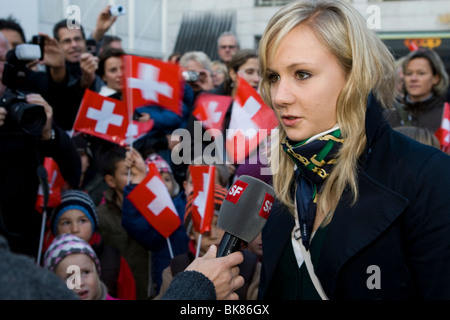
[259,96,450,300]
[0,122,81,259]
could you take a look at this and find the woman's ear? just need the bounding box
[433,74,440,86]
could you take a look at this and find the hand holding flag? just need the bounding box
[126,163,181,239]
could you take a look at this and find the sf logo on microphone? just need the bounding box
[225,180,249,204]
[230,185,244,197]
[259,193,274,219]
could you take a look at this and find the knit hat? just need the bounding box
[146,153,180,197]
[184,184,228,235]
[43,233,101,275]
[145,153,172,174]
[50,190,99,236]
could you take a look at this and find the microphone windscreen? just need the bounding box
[217,175,274,243]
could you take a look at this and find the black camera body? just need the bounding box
[0,90,46,136]
[1,44,47,136]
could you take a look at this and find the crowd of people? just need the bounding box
[0,0,450,301]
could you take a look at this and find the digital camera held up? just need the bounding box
[1,44,47,136]
[182,70,200,82]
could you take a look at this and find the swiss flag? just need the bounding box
[192,93,232,133]
[189,165,216,234]
[126,163,181,238]
[123,55,183,116]
[73,90,129,145]
[435,102,450,153]
[226,76,278,163]
[35,158,66,213]
[125,119,155,145]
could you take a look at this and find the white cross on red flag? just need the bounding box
[35,158,66,214]
[226,76,278,163]
[126,163,181,238]
[189,165,216,234]
[125,119,155,145]
[192,93,232,132]
[123,55,183,116]
[73,89,128,145]
[73,90,154,146]
[435,102,450,153]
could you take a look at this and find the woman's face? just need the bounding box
[267,23,347,142]
[404,57,439,102]
[237,57,261,90]
[212,65,226,87]
[102,56,124,92]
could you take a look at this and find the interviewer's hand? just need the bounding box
[185,245,244,300]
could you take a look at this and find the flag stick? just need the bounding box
[37,209,47,265]
[166,237,174,259]
[125,55,135,186]
[195,234,203,258]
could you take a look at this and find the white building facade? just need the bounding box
[1,0,449,61]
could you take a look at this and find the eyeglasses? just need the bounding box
[219,45,237,50]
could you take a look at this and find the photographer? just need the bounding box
[0,32,81,259]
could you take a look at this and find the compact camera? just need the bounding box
[182,70,200,82]
[110,5,126,16]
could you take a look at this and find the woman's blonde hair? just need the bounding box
[258,0,397,219]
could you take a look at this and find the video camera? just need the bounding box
[1,43,47,136]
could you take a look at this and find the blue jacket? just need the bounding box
[122,185,189,294]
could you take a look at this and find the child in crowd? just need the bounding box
[154,184,260,300]
[122,151,189,297]
[48,189,136,300]
[72,134,108,206]
[44,233,118,300]
[394,125,441,149]
[96,146,152,300]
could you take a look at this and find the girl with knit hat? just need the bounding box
[46,189,136,300]
[44,233,118,300]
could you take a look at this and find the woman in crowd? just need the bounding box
[384,48,449,138]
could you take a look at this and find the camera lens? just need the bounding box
[9,102,47,136]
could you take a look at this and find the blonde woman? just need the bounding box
[258,0,450,300]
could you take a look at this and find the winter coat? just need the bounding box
[97,188,152,300]
[259,95,450,300]
[122,185,189,296]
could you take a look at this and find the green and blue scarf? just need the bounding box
[282,127,343,250]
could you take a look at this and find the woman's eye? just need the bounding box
[295,71,311,81]
[267,73,280,83]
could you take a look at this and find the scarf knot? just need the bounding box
[282,128,343,250]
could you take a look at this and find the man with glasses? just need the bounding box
[217,31,240,66]
[49,7,117,132]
